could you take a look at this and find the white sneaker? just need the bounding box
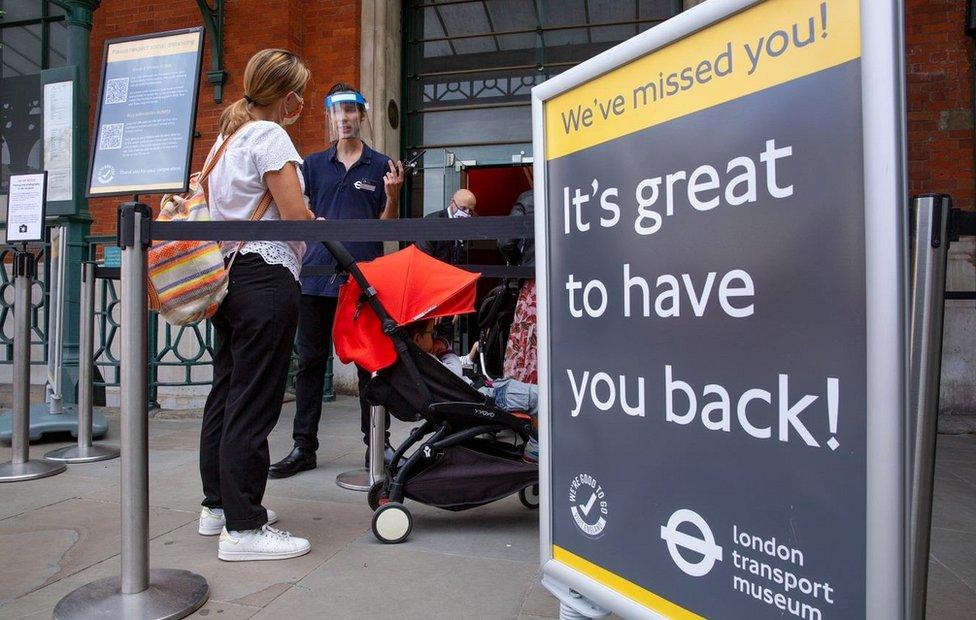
[198,506,278,536]
[217,524,311,561]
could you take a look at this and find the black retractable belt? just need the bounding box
[301,264,533,279]
[152,215,534,242]
[146,216,536,279]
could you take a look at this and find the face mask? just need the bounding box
[281,95,304,127]
[453,209,472,218]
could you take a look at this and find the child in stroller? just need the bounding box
[405,319,540,463]
[324,242,539,544]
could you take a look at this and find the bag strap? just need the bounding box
[224,189,274,272]
[199,122,252,202]
[204,121,281,272]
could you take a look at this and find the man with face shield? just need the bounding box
[325,90,374,143]
[269,83,405,479]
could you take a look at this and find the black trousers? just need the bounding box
[200,254,299,531]
[293,293,389,451]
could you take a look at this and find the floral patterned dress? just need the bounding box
[503,279,537,384]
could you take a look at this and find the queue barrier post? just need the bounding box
[0,248,67,482]
[45,261,120,464]
[54,204,209,620]
[336,402,386,492]
[907,194,952,619]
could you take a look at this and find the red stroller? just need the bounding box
[325,242,539,544]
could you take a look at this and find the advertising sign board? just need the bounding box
[533,1,906,618]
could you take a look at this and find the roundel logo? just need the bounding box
[659,508,723,577]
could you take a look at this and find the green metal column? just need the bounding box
[59,0,100,405]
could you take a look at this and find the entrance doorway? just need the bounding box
[401,0,682,218]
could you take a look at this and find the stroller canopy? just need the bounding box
[334,245,480,372]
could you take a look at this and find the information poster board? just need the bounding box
[87,27,204,197]
[44,79,74,203]
[5,172,48,243]
[41,65,83,216]
[533,0,906,618]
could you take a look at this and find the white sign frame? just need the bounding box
[5,172,49,244]
[531,0,907,618]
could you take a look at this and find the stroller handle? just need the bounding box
[321,239,398,333]
[321,240,357,271]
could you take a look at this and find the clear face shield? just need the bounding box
[325,91,374,145]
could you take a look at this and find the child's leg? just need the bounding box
[492,378,538,417]
[493,379,540,462]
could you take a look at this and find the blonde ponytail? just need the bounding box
[218,48,310,137]
[218,97,254,137]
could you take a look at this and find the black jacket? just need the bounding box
[416,209,466,265]
[498,190,534,267]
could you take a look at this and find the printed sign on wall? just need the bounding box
[88,28,203,197]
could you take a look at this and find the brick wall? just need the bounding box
[86,1,976,230]
[906,0,975,209]
[87,0,361,236]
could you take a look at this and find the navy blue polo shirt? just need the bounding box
[300,143,391,296]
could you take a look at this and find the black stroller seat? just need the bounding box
[368,339,534,432]
[364,341,539,543]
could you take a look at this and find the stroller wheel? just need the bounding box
[367,479,389,511]
[519,484,540,510]
[372,502,413,544]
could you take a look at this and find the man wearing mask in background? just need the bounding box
[416,188,477,265]
[270,83,404,478]
[416,188,477,342]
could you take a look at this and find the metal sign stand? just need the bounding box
[54,204,208,620]
[46,225,68,415]
[0,247,67,482]
[336,403,387,491]
[0,230,108,441]
[45,262,119,463]
[0,228,109,443]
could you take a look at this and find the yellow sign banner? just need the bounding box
[544,0,860,160]
[553,546,705,619]
[107,32,201,64]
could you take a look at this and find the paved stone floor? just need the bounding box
[0,396,974,619]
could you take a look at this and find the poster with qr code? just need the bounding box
[105,78,130,104]
[88,28,204,197]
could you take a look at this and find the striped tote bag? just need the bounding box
[148,127,271,325]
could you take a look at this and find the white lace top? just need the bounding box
[207,121,306,280]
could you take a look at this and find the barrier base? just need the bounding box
[336,467,372,491]
[53,569,209,620]
[0,459,66,483]
[44,443,119,463]
[0,404,109,442]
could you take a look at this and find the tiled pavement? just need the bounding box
[0,396,974,619]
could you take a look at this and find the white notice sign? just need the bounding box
[5,173,48,243]
[44,81,74,202]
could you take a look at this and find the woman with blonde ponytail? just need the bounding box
[196,48,314,561]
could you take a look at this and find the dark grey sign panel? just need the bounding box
[546,60,866,618]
